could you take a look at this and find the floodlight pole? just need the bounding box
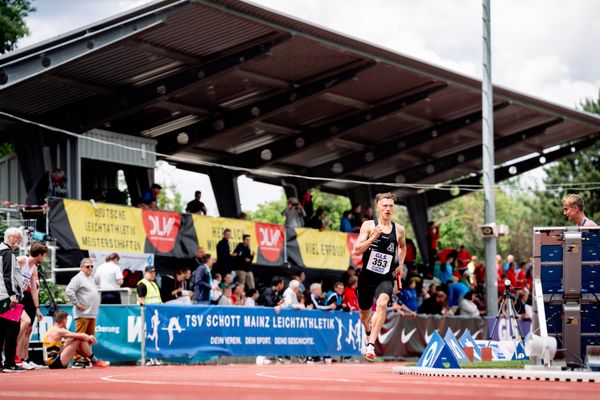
[482,0,498,316]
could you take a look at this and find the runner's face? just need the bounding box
[563,204,578,221]
[377,198,395,220]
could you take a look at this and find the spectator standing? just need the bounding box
[426,221,441,273]
[65,258,109,368]
[257,276,284,307]
[457,245,471,272]
[340,211,356,233]
[503,254,515,272]
[363,206,374,221]
[440,256,454,285]
[306,207,326,230]
[136,266,162,306]
[282,197,306,228]
[185,191,207,215]
[0,227,25,372]
[404,238,417,269]
[506,262,517,288]
[350,203,363,231]
[139,183,162,209]
[15,242,47,369]
[94,253,123,304]
[215,229,234,276]
[193,254,213,305]
[233,234,255,290]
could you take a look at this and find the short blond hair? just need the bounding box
[562,194,584,211]
[375,192,397,203]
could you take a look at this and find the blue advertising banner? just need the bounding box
[33,305,142,363]
[144,305,364,358]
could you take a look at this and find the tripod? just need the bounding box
[37,264,58,316]
[488,280,525,348]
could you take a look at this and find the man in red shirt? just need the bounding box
[457,245,471,270]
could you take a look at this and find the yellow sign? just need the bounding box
[64,199,147,253]
[192,215,258,255]
[295,228,350,271]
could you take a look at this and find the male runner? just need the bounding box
[42,310,107,369]
[562,194,597,227]
[353,192,406,360]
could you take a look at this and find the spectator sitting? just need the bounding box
[418,289,447,315]
[193,254,213,305]
[139,183,162,209]
[448,276,470,308]
[343,276,359,311]
[219,273,234,290]
[276,280,305,311]
[309,283,334,310]
[306,207,326,231]
[326,282,345,310]
[514,290,532,320]
[459,291,480,317]
[340,211,357,233]
[257,276,284,307]
[282,197,306,228]
[161,267,192,304]
[232,284,245,306]
[210,274,223,304]
[94,252,124,305]
[185,190,207,215]
[217,286,233,306]
[244,289,259,306]
[399,278,419,313]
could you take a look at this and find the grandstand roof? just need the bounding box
[1,0,599,205]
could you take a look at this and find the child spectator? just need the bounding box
[343,276,359,311]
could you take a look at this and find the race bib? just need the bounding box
[366,251,392,274]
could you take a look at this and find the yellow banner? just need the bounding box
[191,215,258,255]
[64,199,147,253]
[295,228,350,271]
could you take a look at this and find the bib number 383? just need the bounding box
[366,251,392,274]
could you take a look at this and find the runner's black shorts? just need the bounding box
[357,271,393,311]
[20,291,36,325]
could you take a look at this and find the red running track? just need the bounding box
[0,363,598,400]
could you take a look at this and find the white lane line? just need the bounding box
[255,371,364,383]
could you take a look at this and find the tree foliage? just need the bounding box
[431,189,534,262]
[0,0,35,54]
[157,183,185,213]
[531,92,600,226]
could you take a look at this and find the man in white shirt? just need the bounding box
[93,253,124,304]
[276,280,305,311]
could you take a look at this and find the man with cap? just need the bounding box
[137,266,162,306]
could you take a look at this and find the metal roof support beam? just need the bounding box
[424,133,599,207]
[0,2,188,89]
[157,60,376,154]
[55,33,292,132]
[308,102,510,178]
[233,83,447,169]
[404,193,430,268]
[374,117,563,185]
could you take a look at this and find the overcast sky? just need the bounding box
[15,0,600,213]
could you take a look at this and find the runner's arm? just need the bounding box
[395,225,407,276]
[352,221,376,256]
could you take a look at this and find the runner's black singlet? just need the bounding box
[361,218,398,281]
